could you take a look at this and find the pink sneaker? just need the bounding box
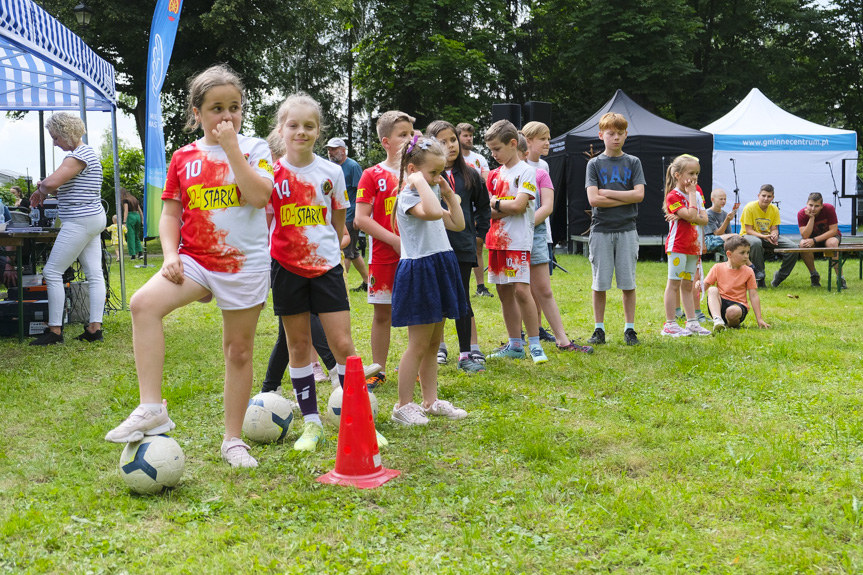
[686,322,712,336]
[312,361,327,383]
[660,323,691,337]
[105,400,175,443]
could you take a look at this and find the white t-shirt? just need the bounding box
[396,183,452,259]
[485,161,537,251]
[163,134,273,273]
[463,150,489,174]
[269,155,350,278]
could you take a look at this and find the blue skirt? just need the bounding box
[391,251,467,327]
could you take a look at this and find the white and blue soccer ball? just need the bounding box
[119,435,185,495]
[243,392,295,443]
[326,386,378,427]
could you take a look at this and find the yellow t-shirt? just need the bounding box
[739,201,780,235]
[107,223,126,246]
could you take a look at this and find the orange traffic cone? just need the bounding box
[317,356,400,488]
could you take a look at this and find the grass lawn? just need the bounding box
[1,249,862,574]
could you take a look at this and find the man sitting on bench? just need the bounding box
[740,184,798,288]
[798,192,843,288]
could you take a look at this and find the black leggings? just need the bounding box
[454,261,475,353]
[262,314,336,393]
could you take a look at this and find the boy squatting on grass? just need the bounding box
[700,235,770,331]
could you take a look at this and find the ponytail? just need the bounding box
[663,155,700,215]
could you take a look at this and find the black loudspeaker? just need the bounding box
[524,101,552,126]
[492,103,522,129]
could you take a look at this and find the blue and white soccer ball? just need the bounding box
[326,386,378,427]
[119,435,185,495]
[243,392,294,443]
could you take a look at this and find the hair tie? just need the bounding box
[406,133,420,154]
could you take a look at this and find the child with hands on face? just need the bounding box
[661,154,711,337]
[105,65,274,468]
[390,136,469,427]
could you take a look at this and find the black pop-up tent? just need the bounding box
[546,90,714,244]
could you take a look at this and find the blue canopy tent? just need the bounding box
[0,0,126,306]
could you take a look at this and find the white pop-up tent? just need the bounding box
[0,0,126,305]
[703,88,858,234]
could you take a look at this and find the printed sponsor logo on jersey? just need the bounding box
[384,196,396,215]
[669,201,683,211]
[498,196,516,201]
[357,187,368,200]
[280,204,326,226]
[321,179,333,196]
[187,185,240,210]
[258,158,274,175]
[475,160,480,168]
[522,181,536,193]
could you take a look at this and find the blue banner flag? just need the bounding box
[143,0,183,238]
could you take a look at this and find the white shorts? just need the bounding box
[180,254,269,311]
[667,252,698,281]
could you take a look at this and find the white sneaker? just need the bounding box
[437,349,448,365]
[312,362,327,383]
[423,399,468,420]
[105,400,176,443]
[221,437,258,468]
[660,323,692,337]
[686,322,712,336]
[713,317,726,332]
[329,368,340,389]
[391,402,429,426]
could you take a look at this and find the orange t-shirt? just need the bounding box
[703,262,756,306]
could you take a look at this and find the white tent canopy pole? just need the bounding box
[0,0,126,308]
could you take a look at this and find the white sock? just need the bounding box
[304,414,322,426]
[140,403,162,413]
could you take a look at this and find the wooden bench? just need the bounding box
[774,243,863,292]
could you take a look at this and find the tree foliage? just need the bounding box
[35,0,862,167]
[98,130,144,217]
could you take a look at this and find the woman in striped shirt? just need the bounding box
[29,112,106,345]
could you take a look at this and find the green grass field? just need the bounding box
[1,251,862,574]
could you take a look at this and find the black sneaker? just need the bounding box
[538,326,556,343]
[751,265,765,281]
[770,272,783,288]
[351,282,368,293]
[624,328,640,346]
[587,328,605,345]
[810,273,821,287]
[756,279,766,289]
[475,285,494,298]
[30,329,64,346]
[75,328,104,342]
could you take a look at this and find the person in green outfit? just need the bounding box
[121,188,144,259]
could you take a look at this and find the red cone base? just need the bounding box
[316,356,400,489]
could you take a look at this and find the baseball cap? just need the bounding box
[325,137,347,149]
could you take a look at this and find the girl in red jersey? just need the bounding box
[105,65,274,468]
[269,94,386,451]
[661,155,711,337]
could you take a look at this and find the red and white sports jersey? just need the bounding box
[162,134,273,274]
[664,188,702,255]
[356,163,400,264]
[485,161,536,251]
[269,155,349,278]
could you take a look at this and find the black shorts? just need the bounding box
[342,220,362,260]
[272,261,350,316]
[813,237,841,249]
[720,297,748,323]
